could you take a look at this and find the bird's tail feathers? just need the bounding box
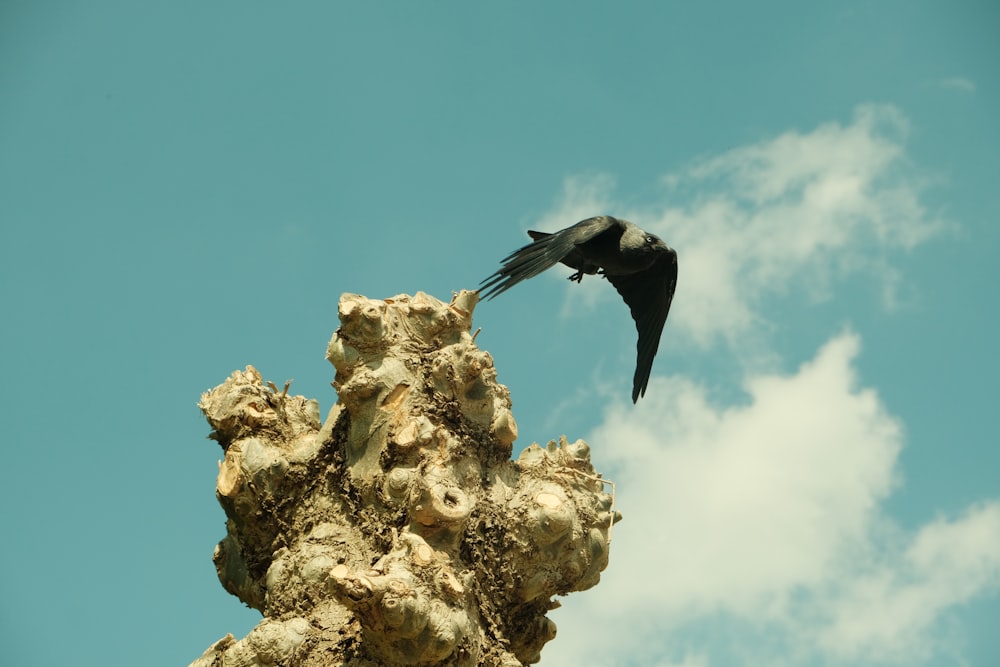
[479,233,567,300]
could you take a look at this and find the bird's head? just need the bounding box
[642,232,671,254]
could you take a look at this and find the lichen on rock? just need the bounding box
[192,290,621,666]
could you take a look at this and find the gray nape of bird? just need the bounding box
[479,215,678,403]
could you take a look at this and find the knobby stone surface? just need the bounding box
[191,290,621,667]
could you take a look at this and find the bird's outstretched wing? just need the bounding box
[606,249,678,403]
[479,216,621,300]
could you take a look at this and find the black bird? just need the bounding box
[480,215,678,403]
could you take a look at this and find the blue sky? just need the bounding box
[1,2,997,666]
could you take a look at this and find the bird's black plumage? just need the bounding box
[480,216,678,403]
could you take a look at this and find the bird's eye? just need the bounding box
[645,235,656,244]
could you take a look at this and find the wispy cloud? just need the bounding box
[530,173,620,315]
[539,104,950,350]
[543,333,1000,666]
[938,77,976,93]
[813,501,1000,663]
[533,171,618,233]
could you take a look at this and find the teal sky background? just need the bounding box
[2,2,998,666]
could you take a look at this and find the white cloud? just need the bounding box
[813,502,1000,663]
[594,332,901,616]
[529,106,994,667]
[531,173,621,315]
[538,105,949,349]
[540,332,1000,667]
[534,172,618,234]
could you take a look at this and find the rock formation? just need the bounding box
[191,290,620,666]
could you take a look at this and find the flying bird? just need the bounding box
[480,215,678,403]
